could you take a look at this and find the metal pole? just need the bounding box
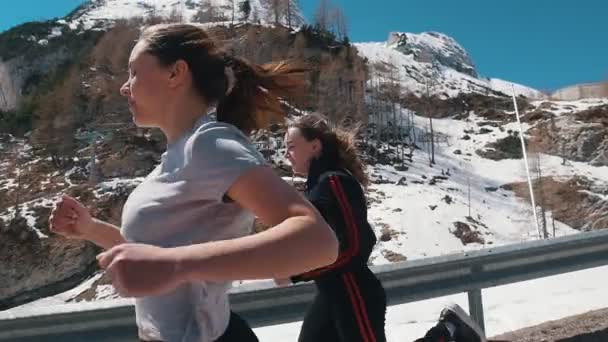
[511,84,542,240]
[467,289,485,333]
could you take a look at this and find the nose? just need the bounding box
[120,81,130,97]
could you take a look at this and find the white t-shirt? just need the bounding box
[121,114,266,342]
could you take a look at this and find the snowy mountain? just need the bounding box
[64,0,305,30]
[388,31,477,78]
[355,32,546,99]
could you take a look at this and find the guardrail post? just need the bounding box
[467,288,485,333]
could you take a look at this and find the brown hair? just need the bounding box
[139,23,307,135]
[289,113,369,188]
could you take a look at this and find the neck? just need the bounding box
[161,93,208,144]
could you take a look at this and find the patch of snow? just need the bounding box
[93,177,145,197]
[49,26,63,39]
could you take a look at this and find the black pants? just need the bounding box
[298,267,387,342]
[215,311,259,342]
[139,311,258,342]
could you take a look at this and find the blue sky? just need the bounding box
[1,0,606,91]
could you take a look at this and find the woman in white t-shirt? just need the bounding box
[48,23,338,342]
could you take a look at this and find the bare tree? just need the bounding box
[468,177,472,218]
[86,130,100,185]
[272,0,282,26]
[409,107,417,154]
[424,79,436,165]
[314,0,331,31]
[532,152,549,238]
[195,0,223,23]
[286,0,293,29]
[230,0,235,25]
[251,5,260,23]
[420,55,440,165]
[331,6,348,41]
[12,144,23,219]
[167,8,185,23]
[552,211,556,237]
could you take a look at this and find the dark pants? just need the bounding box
[298,267,387,342]
[215,311,258,342]
[139,311,258,342]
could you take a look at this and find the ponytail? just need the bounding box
[217,58,307,135]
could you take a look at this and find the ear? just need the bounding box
[311,138,322,154]
[168,60,189,88]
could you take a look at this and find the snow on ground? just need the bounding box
[488,77,546,99]
[365,105,606,262]
[93,176,145,197]
[0,195,59,238]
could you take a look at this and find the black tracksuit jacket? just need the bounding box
[291,156,387,342]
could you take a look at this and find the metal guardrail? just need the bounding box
[2,229,608,340]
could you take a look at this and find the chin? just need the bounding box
[131,112,155,128]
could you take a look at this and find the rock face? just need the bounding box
[0,45,71,112]
[528,105,608,166]
[0,20,105,111]
[388,31,477,78]
[0,235,98,310]
[0,176,135,309]
[508,176,608,232]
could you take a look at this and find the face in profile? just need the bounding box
[284,127,321,176]
[119,41,173,128]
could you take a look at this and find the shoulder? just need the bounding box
[192,120,249,144]
[187,121,258,154]
[183,120,265,167]
[316,170,362,194]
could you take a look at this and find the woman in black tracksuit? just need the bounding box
[281,113,387,342]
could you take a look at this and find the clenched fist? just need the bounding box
[97,244,186,298]
[48,194,94,239]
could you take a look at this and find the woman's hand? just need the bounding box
[49,194,94,240]
[97,244,186,297]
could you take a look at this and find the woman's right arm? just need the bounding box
[49,194,126,250]
[83,218,126,250]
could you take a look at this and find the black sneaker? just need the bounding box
[439,304,487,342]
[414,321,453,342]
